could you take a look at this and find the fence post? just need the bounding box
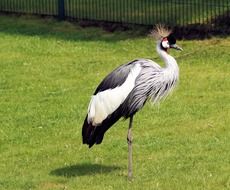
[58,0,65,20]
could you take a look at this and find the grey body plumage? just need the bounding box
[119,57,178,118]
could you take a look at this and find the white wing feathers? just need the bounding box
[87,64,142,125]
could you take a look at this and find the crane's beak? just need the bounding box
[170,44,183,51]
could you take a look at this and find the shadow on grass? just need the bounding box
[50,163,121,177]
[0,14,145,43]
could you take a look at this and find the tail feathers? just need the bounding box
[82,110,123,148]
[82,117,105,148]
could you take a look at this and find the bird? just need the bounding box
[82,25,182,179]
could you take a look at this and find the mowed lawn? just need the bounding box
[0,15,229,190]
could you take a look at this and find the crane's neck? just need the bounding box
[156,43,179,74]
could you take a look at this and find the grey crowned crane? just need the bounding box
[82,25,182,179]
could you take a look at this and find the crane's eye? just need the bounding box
[162,39,169,49]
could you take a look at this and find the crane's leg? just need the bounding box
[127,116,133,180]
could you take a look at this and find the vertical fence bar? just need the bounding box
[123,0,125,23]
[138,1,142,24]
[199,0,201,24]
[131,0,134,24]
[24,0,26,13]
[11,0,13,12]
[190,0,193,24]
[109,0,112,22]
[194,0,200,24]
[182,0,185,27]
[107,0,109,22]
[161,0,163,24]
[38,0,41,14]
[212,0,214,26]
[23,0,25,13]
[206,0,208,25]
[65,0,68,18]
[74,0,77,19]
[95,0,98,20]
[218,0,221,27]
[204,0,207,24]
[147,0,149,24]
[162,0,164,24]
[11,0,13,13]
[155,0,157,24]
[9,0,11,12]
[218,1,220,26]
[29,0,32,14]
[44,0,46,14]
[120,0,123,23]
[29,0,31,14]
[58,0,65,19]
[25,0,30,13]
[118,0,121,23]
[148,0,151,25]
[4,0,6,11]
[197,0,199,24]
[47,0,50,15]
[27,0,30,13]
[73,0,75,19]
[93,0,96,21]
[213,0,216,26]
[201,0,203,25]
[172,0,174,26]
[50,0,52,15]
[101,0,103,21]
[46,0,48,15]
[85,0,87,20]
[5,1,9,11]
[228,0,230,21]
[35,0,38,14]
[173,0,176,26]
[127,0,129,23]
[145,0,147,25]
[148,0,152,25]
[137,1,142,24]
[100,0,102,21]
[9,0,12,12]
[85,0,90,19]
[82,0,85,19]
[214,0,216,28]
[142,0,145,25]
[72,0,75,19]
[195,0,197,24]
[40,0,43,15]
[18,0,20,13]
[75,0,78,19]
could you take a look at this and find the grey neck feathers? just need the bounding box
[156,43,179,72]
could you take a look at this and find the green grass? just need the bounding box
[0,15,230,190]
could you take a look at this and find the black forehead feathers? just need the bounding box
[167,34,176,45]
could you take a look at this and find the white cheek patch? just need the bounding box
[87,64,142,125]
[162,40,169,49]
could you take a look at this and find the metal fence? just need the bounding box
[0,0,230,27]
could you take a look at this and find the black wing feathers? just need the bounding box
[94,60,138,94]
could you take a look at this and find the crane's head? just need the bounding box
[151,24,183,52]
